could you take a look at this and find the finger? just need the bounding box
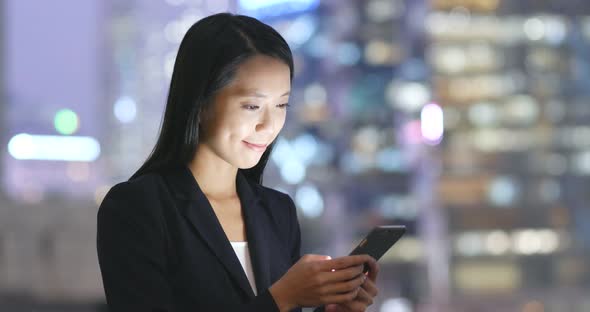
[320,265,364,284]
[324,304,339,312]
[338,288,372,311]
[321,287,361,304]
[329,264,363,274]
[365,258,379,281]
[320,272,365,295]
[319,255,374,271]
[341,299,368,312]
[301,254,332,263]
[360,278,378,297]
[355,287,374,306]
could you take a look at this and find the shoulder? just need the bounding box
[96,174,169,266]
[109,172,162,195]
[102,173,164,204]
[97,172,167,222]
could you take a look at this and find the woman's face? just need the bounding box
[199,54,291,169]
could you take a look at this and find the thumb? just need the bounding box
[300,254,332,262]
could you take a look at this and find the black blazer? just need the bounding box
[96,166,304,311]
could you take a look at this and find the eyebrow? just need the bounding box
[240,90,290,98]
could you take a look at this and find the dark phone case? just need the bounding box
[349,225,406,272]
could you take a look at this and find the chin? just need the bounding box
[235,157,262,169]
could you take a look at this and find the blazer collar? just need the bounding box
[164,166,271,299]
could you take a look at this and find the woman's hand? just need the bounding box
[324,259,380,312]
[269,254,375,311]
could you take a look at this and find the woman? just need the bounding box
[96,13,379,312]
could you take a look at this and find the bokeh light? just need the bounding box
[54,109,79,135]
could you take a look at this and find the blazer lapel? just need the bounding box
[236,172,271,293]
[165,166,256,298]
[164,166,271,299]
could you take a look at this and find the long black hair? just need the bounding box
[130,13,293,184]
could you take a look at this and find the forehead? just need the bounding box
[226,55,291,97]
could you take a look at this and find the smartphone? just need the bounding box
[349,225,406,273]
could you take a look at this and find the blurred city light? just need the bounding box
[336,42,362,66]
[488,175,519,207]
[365,40,393,65]
[279,160,306,184]
[366,0,405,22]
[513,230,543,255]
[524,17,545,41]
[544,17,567,44]
[455,229,561,257]
[113,96,137,123]
[574,150,590,174]
[503,94,539,125]
[455,231,485,256]
[485,230,511,255]
[468,101,498,126]
[292,133,319,165]
[8,133,101,162]
[391,237,423,262]
[294,184,324,218]
[376,147,406,172]
[340,152,366,174]
[238,0,319,17]
[380,297,413,312]
[454,262,520,292]
[54,109,80,135]
[421,103,444,145]
[282,14,317,49]
[387,81,430,112]
[402,120,423,145]
[303,83,327,104]
[306,34,329,58]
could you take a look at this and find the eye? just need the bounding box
[242,104,259,111]
[277,103,290,109]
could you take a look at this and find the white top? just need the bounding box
[230,241,258,295]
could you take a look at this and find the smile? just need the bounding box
[243,141,267,152]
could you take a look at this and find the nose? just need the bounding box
[255,108,275,135]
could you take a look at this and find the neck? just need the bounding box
[188,144,238,199]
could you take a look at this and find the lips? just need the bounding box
[243,141,268,152]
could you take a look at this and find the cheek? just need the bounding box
[220,110,287,142]
[278,112,287,127]
[274,112,287,132]
[224,115,255,140]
